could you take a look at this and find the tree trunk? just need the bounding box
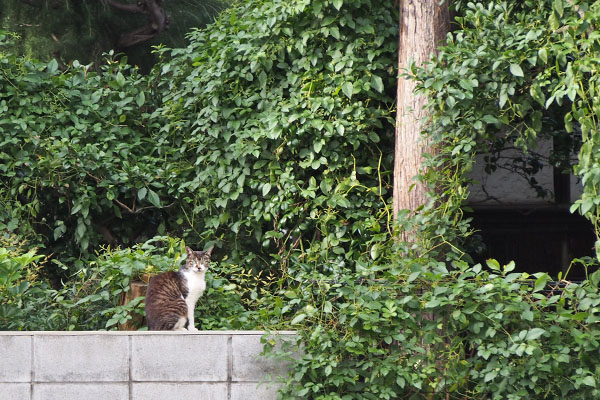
[118,274,151,331]
[394,0,450,241]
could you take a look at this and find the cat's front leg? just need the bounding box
[186,309,198,331]
[187,319,198,331]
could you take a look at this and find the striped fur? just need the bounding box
[145,246,212,331]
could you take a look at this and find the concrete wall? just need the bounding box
[0,331,295,400]
[468,138,583,205]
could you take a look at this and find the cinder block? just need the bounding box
[230,382,281,400]
[33,335,128,382]
[32,383,128,400]
[132,382,228,400]
[0,335,31,382]
[231,334,292,382]
[131,334,228,382]
[0,383,30,400]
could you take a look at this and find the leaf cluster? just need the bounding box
[414,0,600,256]
[271,257,600,399]
[0,36,169,264]
[149,0,398,270]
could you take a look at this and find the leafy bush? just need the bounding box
[0,32,168,262]
[413,0,600,255]
[150,0,398,269]
[69,236,289,331]
[4,1,600,399]
[270,257,600,399]
[52,236,183,330]
[0,235,63,330]
[1,0,399,278]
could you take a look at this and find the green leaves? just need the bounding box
[371,75,384,93]
[291,313,307,325]
[146,189,161,208]
[137,187,148,201]
[149,0,397,274]
[274,252,600,400]
[47,59,59,74]
[341,81,354,98]
[262,183,272,197]
[0,46,162,257]
[538,48,548,64]
[135,91,145,107]
[509,63,524,78]
[533,273,549,292]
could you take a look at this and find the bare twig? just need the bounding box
[103,0,144,13]
[104,0,170,48]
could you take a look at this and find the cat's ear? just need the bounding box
[185,246,194,257]
[205,246,214,256]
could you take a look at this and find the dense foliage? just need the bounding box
[0,235,281,331]
[151,0,398,270]
[415,0,600,256]
[3,0,600,399]
[271,257,600,399]
[0,35,164,264]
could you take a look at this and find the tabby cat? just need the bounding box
[145,246,212,331]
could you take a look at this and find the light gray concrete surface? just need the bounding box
[131,382,228,400]
[32,383,129,400]
[34,334,129,382]
[232,333,295,382]
[232,334,276,381]
[0,383,30,400]
[230,382,281,400]
[0,335,31,382]
[0,331,295,400]
[131,334,228,382]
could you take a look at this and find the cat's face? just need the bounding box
[185,246,213,273]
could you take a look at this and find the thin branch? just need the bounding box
[103,0,144,14]
[105,0,170,48]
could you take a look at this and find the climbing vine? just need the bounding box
[415,0,600,260]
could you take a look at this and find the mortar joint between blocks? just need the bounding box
[227,334,233,400]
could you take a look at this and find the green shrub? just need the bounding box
[0,236,63,330]
[4,1,600,399]
[0,32,170,265]
[53,236,183,330]
[270,257,600,399]
[150,0,398,269]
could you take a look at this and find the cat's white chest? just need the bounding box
[182,270,206,304]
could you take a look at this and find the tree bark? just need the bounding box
[394,0,449,240]
[105,0,170,48]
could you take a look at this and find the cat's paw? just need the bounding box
[188,326,199,332]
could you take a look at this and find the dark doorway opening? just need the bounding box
[466,133,597,280]
[467,206,596,280]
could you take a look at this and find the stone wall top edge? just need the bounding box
[0,330,297,336]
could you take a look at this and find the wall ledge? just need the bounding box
[0,330,296,400]
[0,330,296,336]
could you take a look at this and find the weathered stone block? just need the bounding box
[131,382,228,400]
[0,383,30,400]
[0,335,31,382]
[230,382,281,400]
[231,334,291,382]
[131,334,228,382]
[32,383,128,400]
[33,335,129,382]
